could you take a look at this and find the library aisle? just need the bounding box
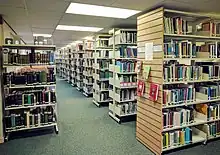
[0,78,148,155]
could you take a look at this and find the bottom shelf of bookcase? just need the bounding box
[109,111,136,124]
[6,123,57,133]
[92,100,110,107]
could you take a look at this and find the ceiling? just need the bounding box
[0,0,219,48]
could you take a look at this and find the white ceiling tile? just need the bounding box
[68,0,117,6]
[28,11,63,21]
[0,0,24,8]
[111,0,164,10]
[26,0,70,13]
[32,28,54,34]
[31,19,59,29]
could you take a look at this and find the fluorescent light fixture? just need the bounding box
[56,25,103,32]
[66,3,141,19]
[83,36,93,40]
[33,33,52,37]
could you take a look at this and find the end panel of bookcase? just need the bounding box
[136,7,164,155]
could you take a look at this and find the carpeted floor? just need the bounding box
[1,79,220,155]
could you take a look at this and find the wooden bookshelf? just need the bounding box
[137,7,220,154]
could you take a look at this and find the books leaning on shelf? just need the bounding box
[115,89,136,101]
[111,102,137,116]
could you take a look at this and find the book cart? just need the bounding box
[2,44,59,141]
[82,40,94,97]
[136,7,220,155]
[108,29,138,123]
[92,34,113,107]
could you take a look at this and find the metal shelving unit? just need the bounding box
[2,44,59,141]
[108,29,137,123]
[93,34,113,107]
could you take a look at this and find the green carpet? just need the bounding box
[0,79,151,155]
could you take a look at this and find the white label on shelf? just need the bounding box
[145,42,153,60]
[153,45,162,52]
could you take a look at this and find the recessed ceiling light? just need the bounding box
[33,33,52,37]
[66,3,141,19]
[56,25,103,32]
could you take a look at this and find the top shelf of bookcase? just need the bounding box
[164,33,220,40]
[164,9,220,19]
[3,44,56,50]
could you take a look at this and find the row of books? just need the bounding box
[164,17,190,35]
[83,59,93,66]
[3,70,56,86]
[163,86,196,106]
[197,20,220,37]
[115,102,137,115]
[117,89,136,101]
[84,77,93,84]
[100,72,109,79]
[5,89,56,108]
[116,61,136,73]
[98,60,109,69]
[163,108,194,129]
[117,75,137,83]
[97,50,110,58]
[163,63,220,82]
[116,31,137,44]
[96,39,109,47]
[118,46,137,58]
[197,84,220,100]
[99,92,110,101]
[164,41,197,58]
[195,103,220,121]
[162,127,192,149]
[3,49,54,65]
[5,107,55,129]
[99,83,109,90]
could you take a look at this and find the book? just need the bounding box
[149,83,159,101]
[143,66,151,80]
[137,80,145,97]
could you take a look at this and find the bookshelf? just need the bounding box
[70,45,77,87]
[136,7,220,155]
[92,34,113,107]
[2,44,58,141]
[82,40,94,97]
[66,46,72,83]
[108,29,138,123]
[75,43,84,91]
